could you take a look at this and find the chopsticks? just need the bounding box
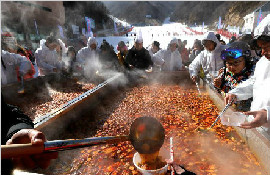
[170,137,175,175]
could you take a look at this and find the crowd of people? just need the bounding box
[1,31,220,86]
[1,16,270,174]
[188,21,270,131]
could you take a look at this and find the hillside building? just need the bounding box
[242,2,270,34]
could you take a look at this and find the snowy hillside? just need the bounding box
[96,21,229,52]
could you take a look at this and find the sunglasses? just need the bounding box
[221,49,250,60]
[225,60,244,66]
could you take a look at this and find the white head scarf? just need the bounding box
[170,38,179,46]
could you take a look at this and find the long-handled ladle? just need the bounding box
[197,97,236,132]
[1,116,165,159]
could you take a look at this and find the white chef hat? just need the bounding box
[135,36,143,43]
[170,38,179,46]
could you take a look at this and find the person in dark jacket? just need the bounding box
[16,45,36,81]
[125,37,153,70]
[65,46,77,76]
[229,36,237,44]
[99,41,120,72]
[1,95,58,175]
[215,34,226,45]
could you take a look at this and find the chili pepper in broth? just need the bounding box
[36,83,265,175]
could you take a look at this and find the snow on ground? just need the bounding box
[103,16,227,51]
[95,16,230,53]
[163,17,171,24]
[96,22,206,52]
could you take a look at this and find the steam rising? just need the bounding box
[170,132,264,175]
[2,2,266,175]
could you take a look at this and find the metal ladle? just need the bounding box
[1,116,165,158]
[129,116,165,154]
[195,82,201,95]
[208,97,236,129]
[197,97,236,132]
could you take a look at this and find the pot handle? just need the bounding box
[1,143,44,159]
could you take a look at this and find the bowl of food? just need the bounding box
[221,112,247,126]
[133,148,169,175]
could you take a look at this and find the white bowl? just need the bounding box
[133,148,169,175]
[209,71,219,78]
[221,112,247,126]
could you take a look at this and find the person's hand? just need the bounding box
[181,65,186,70]
[6,129,58,170]
[224,93,237,106]
[145,67,153,73]
[218,68,224,75]
[240,110,267,129]
[95,70,100,76]
[76,65,83,71]
[191,76,197,83]
[165,159,186,175]
[213,77,222,88]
